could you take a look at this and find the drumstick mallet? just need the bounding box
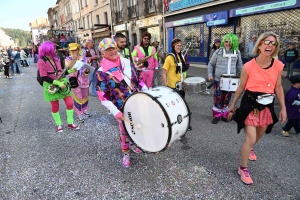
[123,117,142,130]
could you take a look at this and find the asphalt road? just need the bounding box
[0,58,299,199]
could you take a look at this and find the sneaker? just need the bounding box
[7,76,12,79]
[238,166,253,185]
[68,124,80,130]
[122,154,130,168]
[56,125,63,133]
[78,116,84,123]
[211,118,220,124]
[130,145,143,153]
[249,148,257,161]
[83,112,91,117]
[281,130,289,137]
[221,118,229,123]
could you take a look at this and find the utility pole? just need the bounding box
[110,0,114,36]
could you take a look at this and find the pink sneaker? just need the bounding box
[122,154,130,168]
[68,124,80,130]
[56,125,63,133]
[130,145,143,153]
[249,148,257,161]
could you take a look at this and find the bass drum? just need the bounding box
[122,86,191,153]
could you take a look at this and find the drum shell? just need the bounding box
[122,86,191,152]
[183,77,206,94]
[220,75,240,92]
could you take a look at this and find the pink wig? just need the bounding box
[38,41,58,61]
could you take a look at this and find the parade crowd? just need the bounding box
[1,30,300,186]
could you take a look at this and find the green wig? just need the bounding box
[220,33,239,51]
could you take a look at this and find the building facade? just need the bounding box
[164,0,300,66]
[0,29,15,47]
[111,0,164,48]
[29,17,50,45]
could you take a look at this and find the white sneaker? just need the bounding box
[78,115,84,123]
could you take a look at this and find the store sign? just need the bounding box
[230,0,300,17]
[164,0,169,11]
[169,0,214,12]
[165,16,204,27]
[206,11,228,26]
[114,24,126,32]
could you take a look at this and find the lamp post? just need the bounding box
[109,0,114,36]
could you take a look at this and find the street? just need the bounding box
[0,58,299,199]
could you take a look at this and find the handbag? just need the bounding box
[256,94,275,105]
[69,71,79,88]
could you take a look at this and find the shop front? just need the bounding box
[136,15,162,45]
[92,29,111,50]
[114,24,128,37]
[165,0,300,65]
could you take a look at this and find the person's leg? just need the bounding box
[220,91,232,120]
[292,119,300,134]
[50,100,63,132]
[81,87,90,114]
[17,60,22,74]
[282,118,294,136]
[290,62,294,77]
[72,87,84,120]
[64,96,79,130]
[212,81,222,123]
[147,70,155,88]
[286,62,291,78]
[4,64,9,77]
[92,72,97,96]
[117,119,130,167]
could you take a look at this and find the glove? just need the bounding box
[292,100,300,106]
[53,80,65,88]
[68,68,76,74]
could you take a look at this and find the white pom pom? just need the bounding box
[136,124,142,130]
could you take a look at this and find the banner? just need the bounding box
[164,0,169,11]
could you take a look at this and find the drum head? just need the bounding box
[123,92,170,152]
[184,77,205,83]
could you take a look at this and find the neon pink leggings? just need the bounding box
[50,96,73,112]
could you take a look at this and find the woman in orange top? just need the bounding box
[228,32,286,185]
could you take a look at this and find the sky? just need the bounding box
[0,0,56,31]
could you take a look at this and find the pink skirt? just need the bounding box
[244,107,273,127]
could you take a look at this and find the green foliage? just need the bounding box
[1,28,31,47]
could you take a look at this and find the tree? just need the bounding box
[1,28,31,47]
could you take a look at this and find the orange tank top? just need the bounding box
[244,58,284,93]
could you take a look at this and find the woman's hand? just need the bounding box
[278,108,287,124]
[115,112,124,120]
[208,76,213,81]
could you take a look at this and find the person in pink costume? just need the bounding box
[95,38,148,168]
[66,43,91,123]
[132,31,159,88]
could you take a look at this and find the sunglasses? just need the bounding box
[262,40,277,46]
[225,41,231,43]
[143,38,150,40]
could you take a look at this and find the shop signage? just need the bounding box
[230,0,300,17]
[114,24,126,32]
[165,16,204,27]
[164,0,169,11]
[205,11,228,26]
[169,0,214,12]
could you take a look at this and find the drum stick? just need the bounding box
[123,117,142,130]
[207,82,214,89]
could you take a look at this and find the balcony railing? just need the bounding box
[145,0,156,14]
[128,5,137,18]
[116,10,122,22]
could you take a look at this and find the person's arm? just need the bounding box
[153,48,159,69]
[162,56,170,86]
[162,69,168,86]
[131,48,139,64]
[228,65,247,113]
[208,50,218,80]
[274,70,287,124]
[236,50,243,76]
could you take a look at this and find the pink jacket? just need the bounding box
[132,45,158,70]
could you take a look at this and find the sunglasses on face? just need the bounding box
[143,38,150,40]
[262,40,277,46]
[225,41,231,43]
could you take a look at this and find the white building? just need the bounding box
[0,29,15,47]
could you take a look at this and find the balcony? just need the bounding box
[145,0,156,14]
[128,5,137,18]
[116,10,122,22]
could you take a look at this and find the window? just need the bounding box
[80,0,83,9]
[129,0,136,6]
[75,20,77,31]
[95,0,98,4]
[72,3,75,14]
[116,0,122,11]
[78,20,81,29]
[149,0,155,12]
[104,12,108,24]
[96,15,100,24]
[76,0,79,12]
[85,0,88,6]
[87,15,90,29]
[64,6,68,18]
[82,17,85,29]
